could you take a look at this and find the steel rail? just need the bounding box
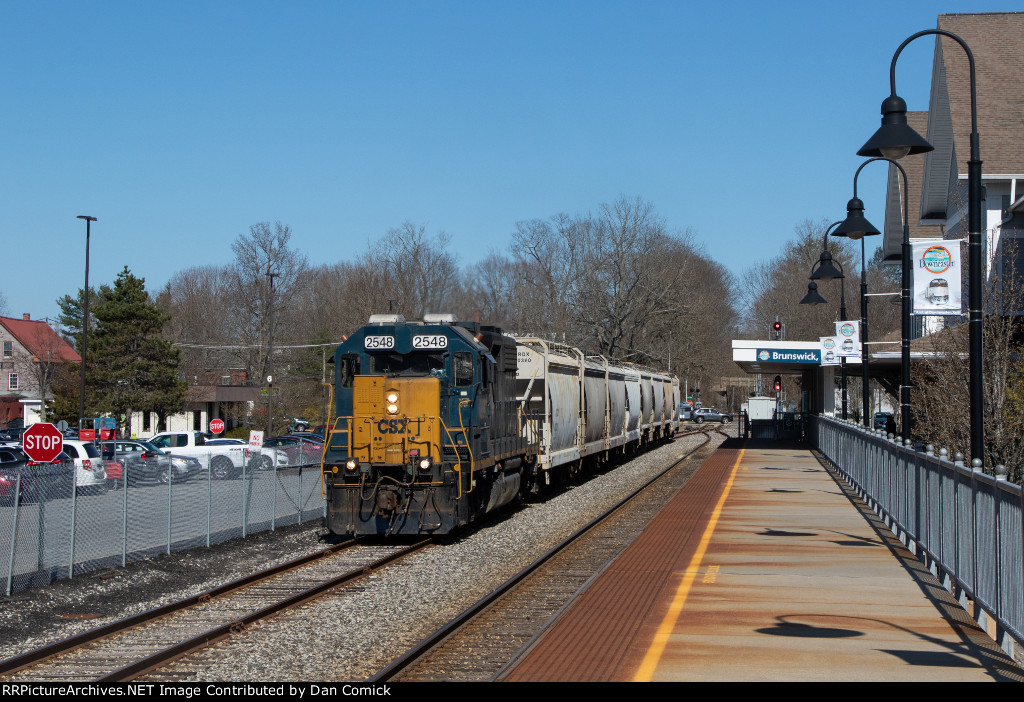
[0,538,359,676]
[98,538,432,682]
[0,538,429,681]
[368,427,720,682]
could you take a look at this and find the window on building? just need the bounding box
[8,373,18,390]
[2,342,11,358]
[220,375,231,386]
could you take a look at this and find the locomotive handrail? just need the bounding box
[458,399,475,491]
[439,421,466,499]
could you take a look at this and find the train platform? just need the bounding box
[502,438,1024,682]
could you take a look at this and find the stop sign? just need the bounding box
[209,419,225,435]
[23,423,64,463]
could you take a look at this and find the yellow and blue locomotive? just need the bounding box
[321,314,535,536]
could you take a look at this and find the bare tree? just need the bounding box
[911,265,1024,480]
[158,265,233,382]
[223,222,309,384]
[511,214,583,339]
[740,219,861,342]
[363,223,458,320]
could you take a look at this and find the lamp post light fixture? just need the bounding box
[860,28,982,465]
[832,185,881,429]
[76,215,97,430]
[802,222,851,420]
[834,158,913,443]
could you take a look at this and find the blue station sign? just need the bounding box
[756,348,821,364]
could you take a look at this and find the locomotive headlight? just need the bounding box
[418,457,432,472]
[386,391,399,415]
[345,458,359,473]
[386,402,399,415]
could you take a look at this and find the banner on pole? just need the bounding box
[820,337,840,366]
[912,239,962,315]
[834,321,860,357]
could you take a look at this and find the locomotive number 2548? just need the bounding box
[364,335,395,349]
[412,334,448,349]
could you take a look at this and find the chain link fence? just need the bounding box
[2,449,326,596]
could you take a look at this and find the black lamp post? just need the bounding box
[801,222,850,420]
[832,188,880,428]
[266,271,279,437]
[76,215,97,431]
[860,29,982,465]
[833,158,912,443]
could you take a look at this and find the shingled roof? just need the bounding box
[920,12,1024,222]
[0,315,80,364]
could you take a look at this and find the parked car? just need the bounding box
[678,403,693,421]
[61,439,107,494]
[691,408,733,424]
[0,447,75,502]
[259,435,324,468]
[147,431,247,479]
[873,412,894,432]
[102,440,202,485]
[0,446,35,503]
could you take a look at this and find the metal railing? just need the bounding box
[1,455,327,596]
[809,414,1024,654]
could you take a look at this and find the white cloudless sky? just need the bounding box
[1,0,1012,330]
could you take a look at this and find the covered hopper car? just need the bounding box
[320,314,679,536]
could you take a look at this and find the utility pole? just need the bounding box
[266,271,279,437]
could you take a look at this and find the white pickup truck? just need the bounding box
[147,431,247,479]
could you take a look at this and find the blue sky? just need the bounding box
[1,1,1013,326]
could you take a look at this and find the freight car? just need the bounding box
[320,314,679,536]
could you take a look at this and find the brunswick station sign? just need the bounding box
[755,348,821,364]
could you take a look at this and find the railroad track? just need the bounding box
[369,427,724,682]
[0,539,431,682]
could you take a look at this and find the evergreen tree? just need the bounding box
[55,286,102,351]
[88,267,186,436]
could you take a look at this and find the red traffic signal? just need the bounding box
[773,321,782,331]
[773,375,782,393]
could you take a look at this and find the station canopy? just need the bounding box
[732,339,861,375]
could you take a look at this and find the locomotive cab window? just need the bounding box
[369,352,444,377]
[453,352,474,387]
[339,354,360,388]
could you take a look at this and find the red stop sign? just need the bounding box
[209,419,225,434]
[23,423,64,463]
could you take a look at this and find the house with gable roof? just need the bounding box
[881,12,1024,307]
[0,313,80,428]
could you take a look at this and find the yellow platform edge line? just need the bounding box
[632,447,745,682]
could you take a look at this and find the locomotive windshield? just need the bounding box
[367,352,445,377]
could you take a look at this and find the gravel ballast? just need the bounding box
[0,430,724,681]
